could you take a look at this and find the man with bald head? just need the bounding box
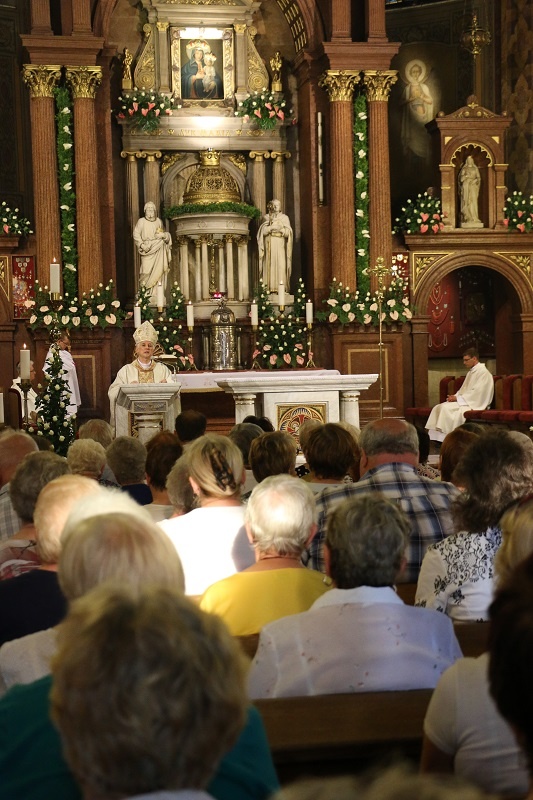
[305,418,458,582]
[0,430,38,541]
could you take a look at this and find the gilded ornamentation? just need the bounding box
[450,143,493,166]
[276,0,307,52]
[122,48,133,90]
[319,71,360,102]
[161,152,186,175]
[65,66,103,99]
[413,254,446,290]
[270,51,282,92]
[246,28,269,93]
[138,150,162,161]
[183,150,241,204]
[22,65,61,98]
[497,252,532,282]
[445,96,499,119]
[229,154,247,173]
[161,0,237,4]
[234,23,246,34]
[156,22,169,30]
[270,151,291,161]
[362,70,398,102]
[134,24,156,91]
[249,151,270,161]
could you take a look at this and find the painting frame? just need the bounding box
[171,27,234,106]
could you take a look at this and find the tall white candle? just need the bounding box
[133,304,141,328]
[306,300,314,324]
[251,301,259,327]
[20,347,31,380]
[186,302,195,328]
[279,282,285,308]
[0,393,4,424]
[50,260,61,295]
[156,283,165,308]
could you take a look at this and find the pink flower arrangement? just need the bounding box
[116,91,173,133]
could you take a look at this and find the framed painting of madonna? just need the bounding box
[171,28,234,105]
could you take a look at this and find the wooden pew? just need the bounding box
[254,689,433,782]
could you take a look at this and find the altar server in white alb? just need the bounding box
[44,332,81,419]
[108,320,171,426]
[426,348,494,443]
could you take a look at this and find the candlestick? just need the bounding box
[50,259,61,296]
[20,347,31,380]
[305,300,313,324]
[156,283,165,309]
[278,282,285,309]
[186,302,195,329]
[133,304,141,328]
[251,301,259,328]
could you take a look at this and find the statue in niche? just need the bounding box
[133,202,172,298]
[181,40,223,100]
[257,199,293,293]
[122,48,133,90]
[459,156,483,228]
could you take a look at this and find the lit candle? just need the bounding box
[50,259,61,295]
[20,346,31,380]
[279,282,285,308]
[0,393,4,424]
[251,301,258,327]
[306,300,314,324]
[133,304,141,328]
[186,301,195,328]
[156,283,165,308]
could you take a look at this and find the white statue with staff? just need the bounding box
[257,199,293,293]
[133,201,172,296]
[459,156,483,228]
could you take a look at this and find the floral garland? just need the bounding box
[354,94,370,296]
[252,279,310,368]
[503,191,533,232]
[154,283,195,369]
[0,202,32,237]
[25,280,125,330]
[317,275,413,326]
[116,91,173,133]
[136,284,155,323]
[54,86,78,297]
[235,90,291,130]
[35,346,76,456]
[393,192,446,235]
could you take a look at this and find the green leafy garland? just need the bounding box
[252,279,310,368]
[54,86,78,297]
[354,93,370,296]
[35,346,76,456]
[165,201,261,220]
[503,191,533,232]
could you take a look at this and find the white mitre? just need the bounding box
[133,320,158,345]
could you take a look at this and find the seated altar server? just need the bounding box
[426,348,493,443]
[108,320,171,427]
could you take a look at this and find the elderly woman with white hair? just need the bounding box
[160,434,255,596]
[0,485,184,695]
[66,439,106,481]
[201,475,330,635]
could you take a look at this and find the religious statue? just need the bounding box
[270,51,283,92]
[459,155,483,228]
[133,201,172,299]
[257,199,293,293]
[122,48,133,91]
[400,59,434,167]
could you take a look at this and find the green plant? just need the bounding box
[235,90,291,130]
[154,283,195,368]
[0,202,32,237]
[503,191,533,232]
[354,93,370,296]
[393,193,446,235]
[54,85,77,296]
[165,201,261,220]
[116,91,173,132]
[252,281,310,368]
[35,346,76,456]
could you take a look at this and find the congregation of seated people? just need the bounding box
[2,413,533,800]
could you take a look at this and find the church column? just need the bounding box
[330,0,350,40]
[21,65,62,278]
[200,236,209,299]
[237,236,249,301]
[157,22,170,91]
[65,66,103,294]
[249,152,270,215]
[217,240,226,294]
[30,0,52,33]
[140,151,162,210]
[362,71,397,282]
[319,71,360,288]
[225,235,235,299]
[194,239,202,301]
[177,237,190,299]
[271,151,291,209]
[71,0,91,33]
[120,151,141,293]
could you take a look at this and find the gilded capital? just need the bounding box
[318,70,360,102]
[65,66,103,99]
[270,151,291,161]
[156,21,169,30]
[234,23,246,33]
[249,151,271,161]
[120,150,138,161]
[362,70,398,101]
[22,65,61,98]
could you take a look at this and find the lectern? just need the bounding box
[114,383,181,443]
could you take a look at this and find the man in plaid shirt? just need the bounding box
[304,418,458,581]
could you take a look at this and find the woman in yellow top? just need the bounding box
[200,474,331,635]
